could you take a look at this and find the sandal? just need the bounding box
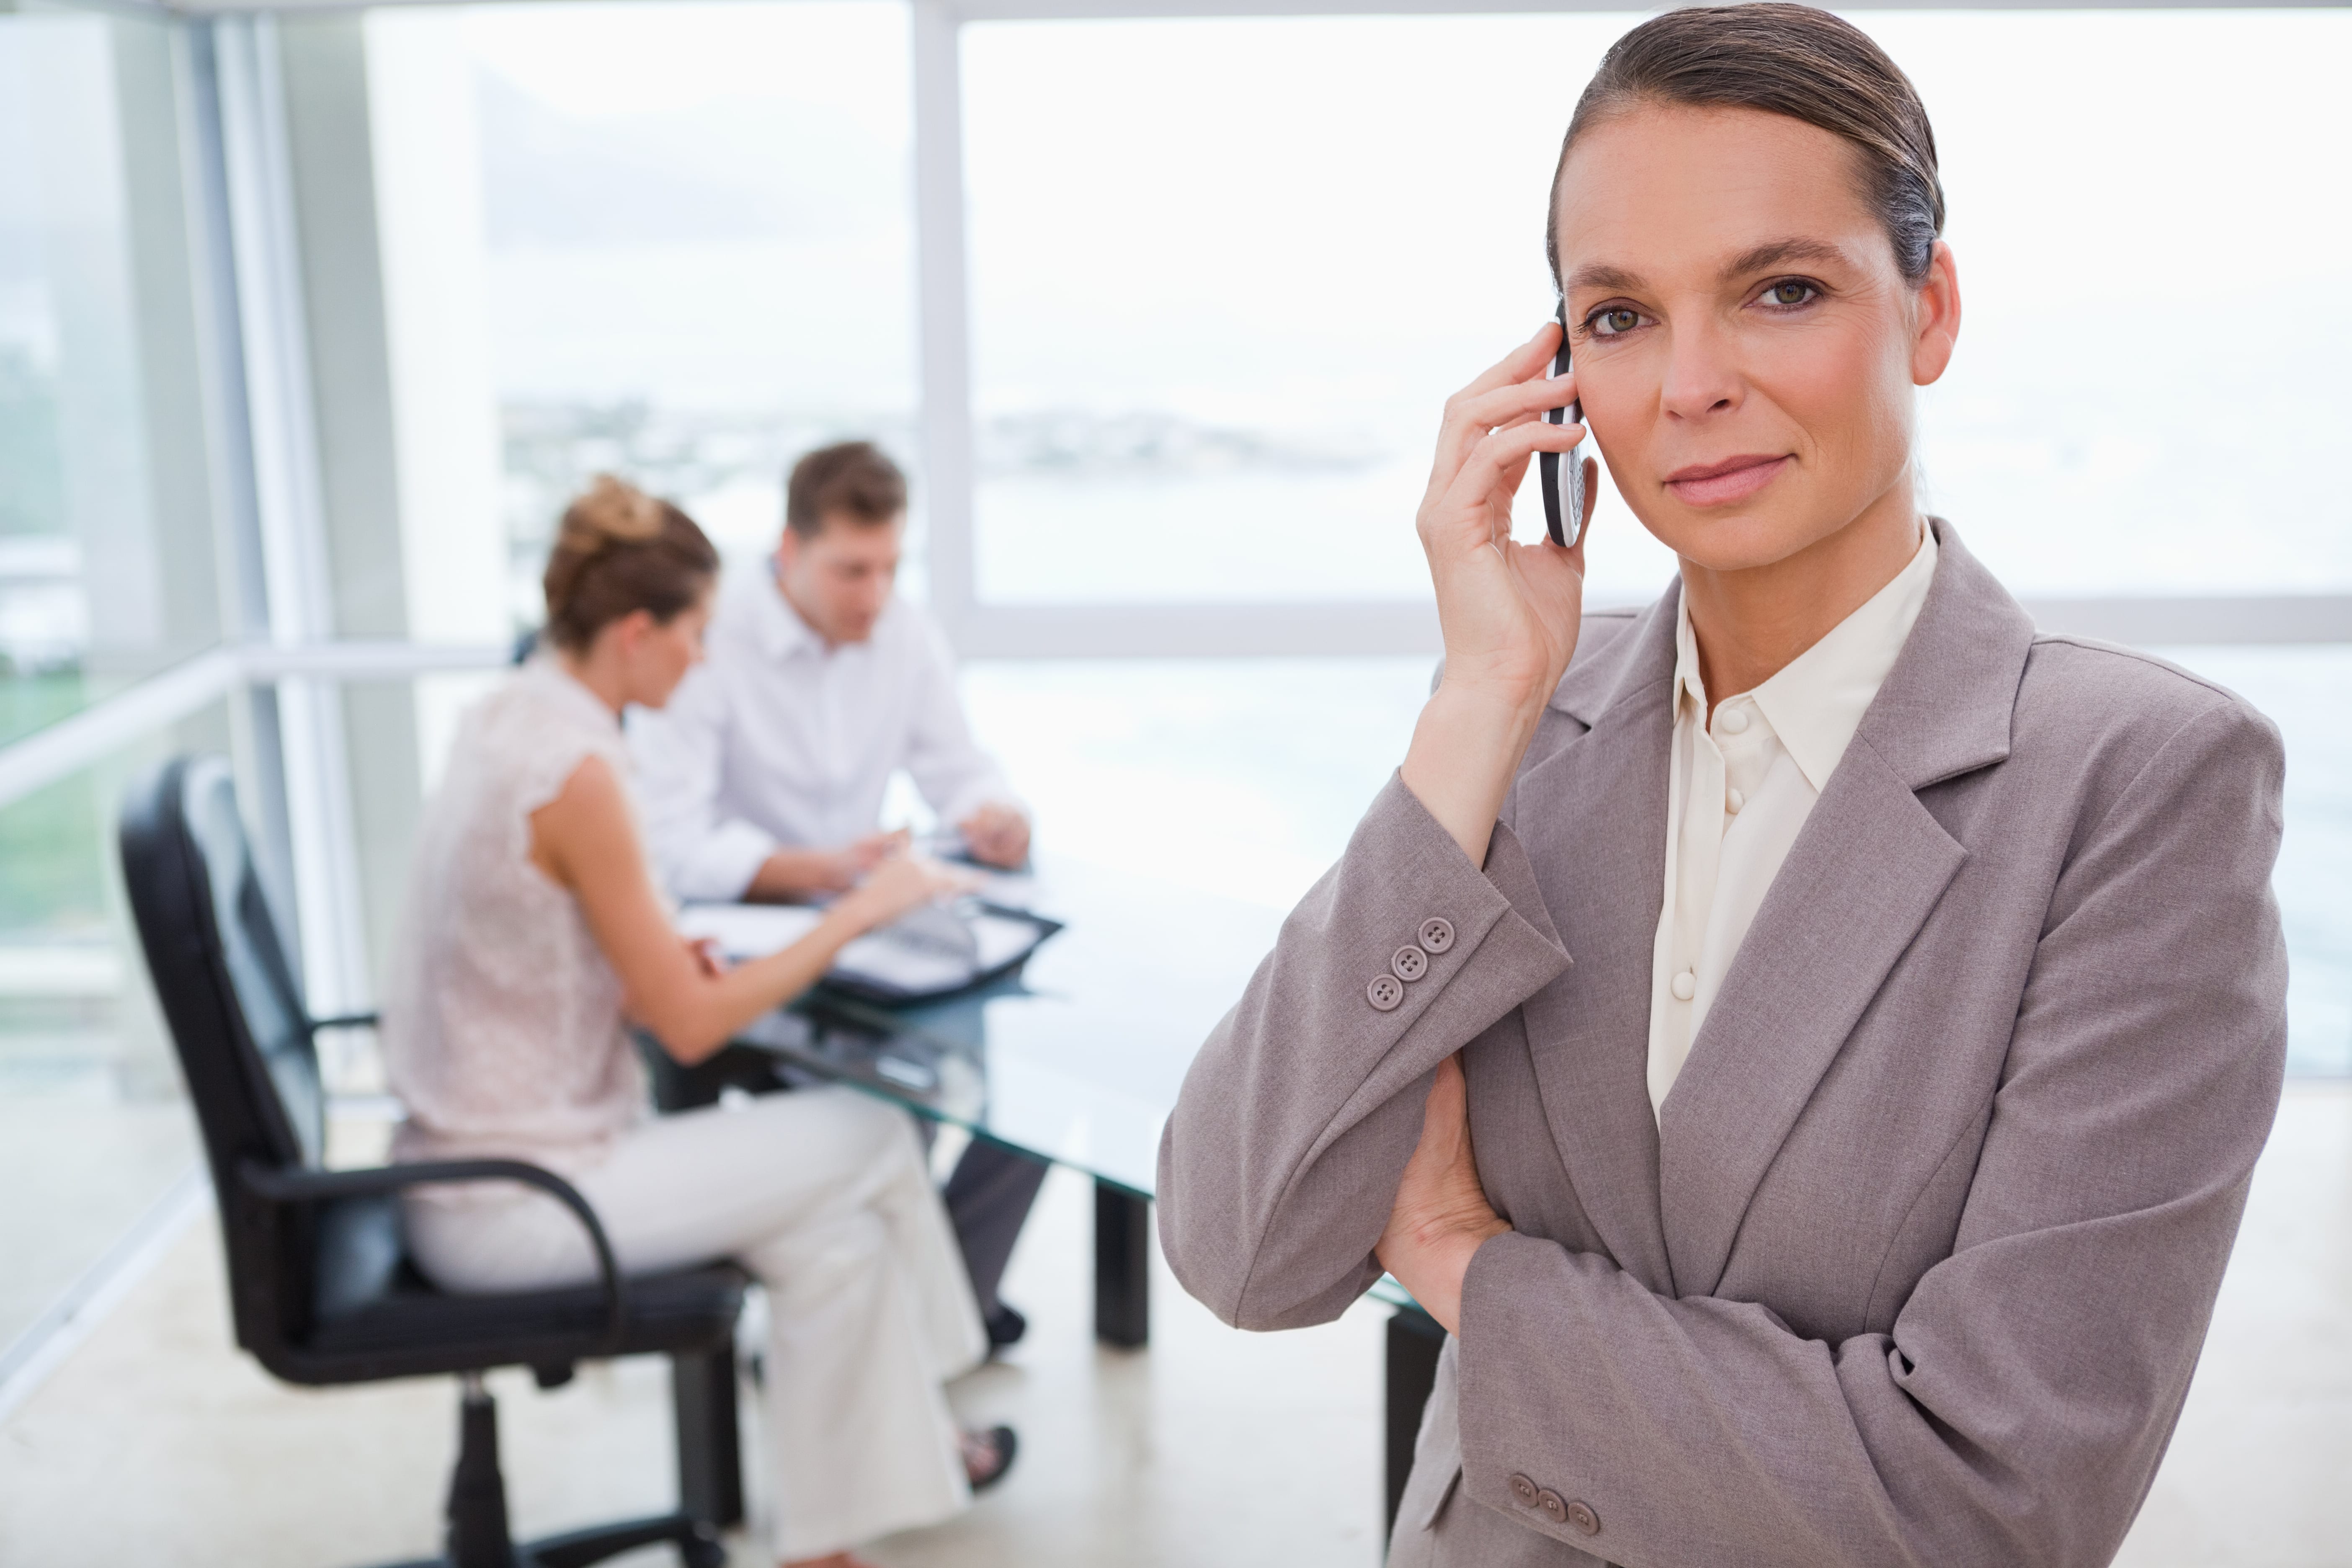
[962,1424,1019,1493]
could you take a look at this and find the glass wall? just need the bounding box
[0,11,225,747]
[962,9,2352,609]
[963,14,1617,605]
[1878,9,2352,597]
[367,0,925,627]
[0,702,232,1358]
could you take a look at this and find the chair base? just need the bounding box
[374,1375,730,1568]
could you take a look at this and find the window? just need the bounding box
[0,13,224,746]
[963,14,1666,607]
[0,707,226,1354]
[1874,9,2352,596]
[369,0,925,628]
[961,9,2351,609]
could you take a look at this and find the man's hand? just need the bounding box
[958,802,1031,869]
[747,829,910,901]
[1375,1054,1510,1336]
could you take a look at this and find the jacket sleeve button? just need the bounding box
[1564,1499,1601,1536]
[1391,945,1429,982]
[1508,1473,1540,1506]
[1367,974,1405,1011]
[1418,916,1456,954]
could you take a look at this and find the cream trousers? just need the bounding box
[404,1087,988,1560]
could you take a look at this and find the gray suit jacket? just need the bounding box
[1158,523,2287,1568]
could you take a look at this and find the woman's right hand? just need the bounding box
[1417,320,1596,709]
[1400,322,1598,864]
[829,854,980,937]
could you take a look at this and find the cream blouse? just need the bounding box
[384,660,650,1178]
[1647,525,1939,1117]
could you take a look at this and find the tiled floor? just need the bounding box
[1,1087,2346,1568]
[0,1160,1387,1568]
[0,1089,195,1353]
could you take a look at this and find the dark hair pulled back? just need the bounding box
[1550,3,1945,286]
[542,475,719,652]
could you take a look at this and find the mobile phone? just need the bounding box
[1538,303,1586,548]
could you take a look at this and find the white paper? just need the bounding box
[676,903,823,958]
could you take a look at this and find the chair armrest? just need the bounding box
[237,1157,628,1354]
[306,1011,380,1033]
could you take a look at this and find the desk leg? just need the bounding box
[1093,1181,1150,1348]
[1385,1306,1445,1542]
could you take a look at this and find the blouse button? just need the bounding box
[1718,706,1750,735]
[1671,969,1697,1002]
[1726,788,1745,815]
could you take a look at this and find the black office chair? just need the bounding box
[119,755,747,1568]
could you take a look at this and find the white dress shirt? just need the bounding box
[1647,526,1938,1117]
[629,571,1019,902]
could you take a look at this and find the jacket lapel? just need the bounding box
[1655,522,2033,1296]
[1508,598,1681,1295]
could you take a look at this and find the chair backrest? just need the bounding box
[121,756,329,1346]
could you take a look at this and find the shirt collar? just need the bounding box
[751,562,828,663]
[1671,523,1940,792]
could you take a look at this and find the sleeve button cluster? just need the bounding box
[1507,1474,1600,1537]
[1366,916,1456,1011]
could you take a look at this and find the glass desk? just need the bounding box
[743,853,1276,1193]
[673,853,1442,1532]
[684,852,1285,1350]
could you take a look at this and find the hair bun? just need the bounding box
[542,475,720,653]
[562,474,666,553]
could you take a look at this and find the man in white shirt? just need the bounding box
[636,444,1030,900]
[631,441,1042,1347]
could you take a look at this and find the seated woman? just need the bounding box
[1160,6,2286,1565]
[384,476,1009,1568]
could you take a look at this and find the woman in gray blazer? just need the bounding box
[1158,7,2288,1566]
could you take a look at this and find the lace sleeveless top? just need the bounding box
[385,660,649,1176]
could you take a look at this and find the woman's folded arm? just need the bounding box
[1157,775,1572,1331]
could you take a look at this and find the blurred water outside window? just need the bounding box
[366,0,927,634]
[960,10,2352,609]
